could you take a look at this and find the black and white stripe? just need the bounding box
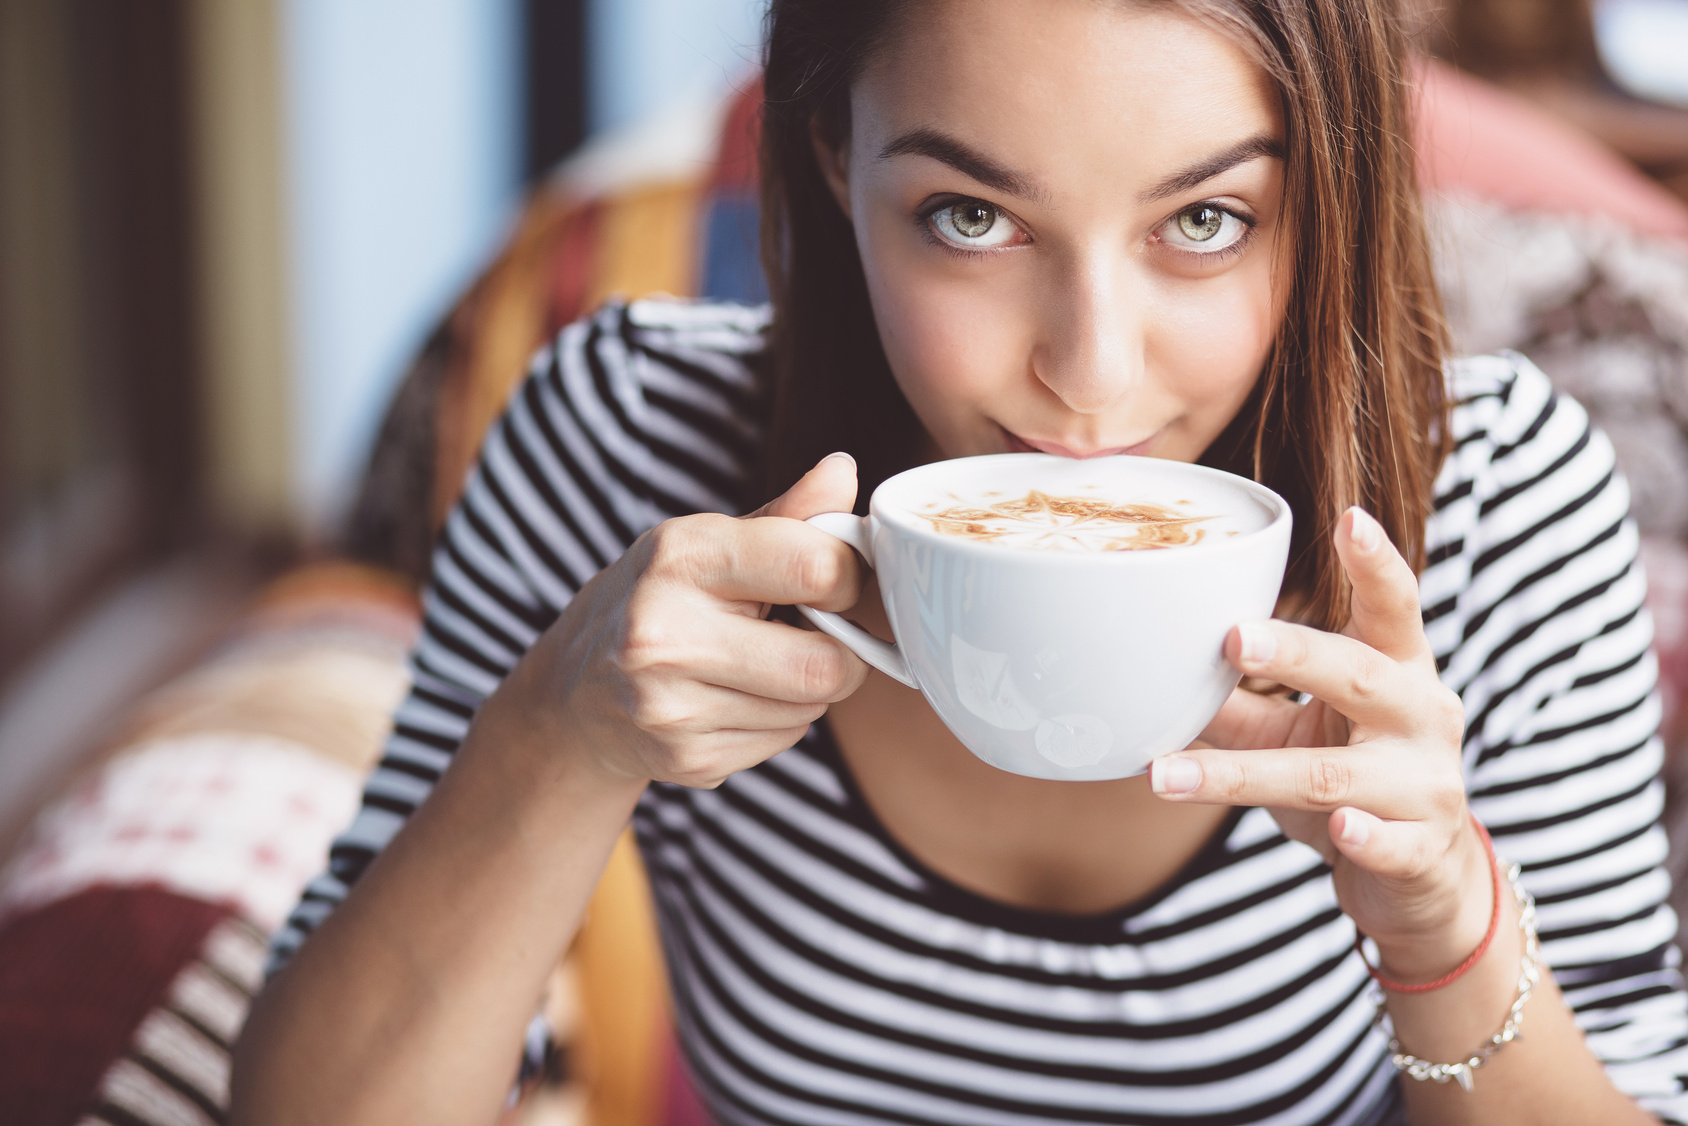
[87,913,267,1126]
[273,304,1688,1124]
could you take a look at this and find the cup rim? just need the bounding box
[867,452,1292,561]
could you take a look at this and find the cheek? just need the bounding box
[1147,255,1280,419]
[854,206,1030,435]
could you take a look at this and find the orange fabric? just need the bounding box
[573,828,672,1126]
[429,178,707,527]
[582,181,706,312]
[431,193,597,529]
[246,560,420,624]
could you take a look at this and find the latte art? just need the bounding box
[802,452,1290,779]
[920,490,1212,551]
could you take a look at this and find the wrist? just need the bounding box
[470,659,648,807]
[1370,819,1498,985]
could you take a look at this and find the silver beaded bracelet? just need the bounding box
[1372,859,1541,1092]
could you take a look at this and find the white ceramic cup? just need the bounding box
[799,453,1291,780]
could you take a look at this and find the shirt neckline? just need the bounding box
[805,719,1250,945]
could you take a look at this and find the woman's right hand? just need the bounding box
[232,462,870,1126]
[508,451,872,789]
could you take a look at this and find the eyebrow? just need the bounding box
[879,127,1052,206]
[879,126,1284,209]
[1139,135,1284,204]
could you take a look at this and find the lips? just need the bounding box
[1001,427,1157,459]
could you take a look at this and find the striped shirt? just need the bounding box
[275,298,1688,1125]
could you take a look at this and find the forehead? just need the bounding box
[854,0,1281,190]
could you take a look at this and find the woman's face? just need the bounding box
[818,0,1288,463]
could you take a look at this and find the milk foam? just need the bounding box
[905,476,1270,552]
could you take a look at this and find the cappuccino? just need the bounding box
[901,468,1271,554]
[800,452,1292,779]
[918,490,1210,551]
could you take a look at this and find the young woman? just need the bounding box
[233,1,1688,1123]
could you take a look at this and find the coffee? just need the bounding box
[799,452,1292,780]
[918,489,1212,551]
[904,471,1270,553]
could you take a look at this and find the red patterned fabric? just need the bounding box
[0,887,228,1126]
[0,734,364,935]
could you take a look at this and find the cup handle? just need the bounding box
[797,512,918,689]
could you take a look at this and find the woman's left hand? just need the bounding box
[1150,506,1492,980]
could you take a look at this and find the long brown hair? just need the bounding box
[757,0,1449,632]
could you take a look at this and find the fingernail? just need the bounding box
[820,451,856,469]
[1348,507,1380,553]
[1338,809,1370,846]
[1152,755,1202,795]
[1236,621,1277,666]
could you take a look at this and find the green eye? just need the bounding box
[929,198,1020,249]
[1157,202,1251,257]
[948,202,997,239]
[1178,205,1225,241]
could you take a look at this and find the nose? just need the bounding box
[1030,252,1143,415]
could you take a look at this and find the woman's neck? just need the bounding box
[820,576,1235,916]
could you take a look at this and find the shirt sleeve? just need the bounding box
[1430,353,1688,1118]
[268,297,766,970]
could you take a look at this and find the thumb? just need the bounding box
[751,451,858,521]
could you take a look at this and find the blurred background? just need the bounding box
[0,1,1684,1124]
[0,0,762,837]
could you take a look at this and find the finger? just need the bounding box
[643,512,862,610]
[1149,744,1413,816]
[1201,685,1304,749]
[657,724,822,789]
[750,451,858,521]
[629,677,830,739]
[1203,685,1353,752]
[1224,619,1414,729]
[1271,807,1338,865]
[690,614,868,703]
[1327,806,1445,881]
[1338,507,1433,668]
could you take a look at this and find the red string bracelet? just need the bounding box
[1354,813,1503,994]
